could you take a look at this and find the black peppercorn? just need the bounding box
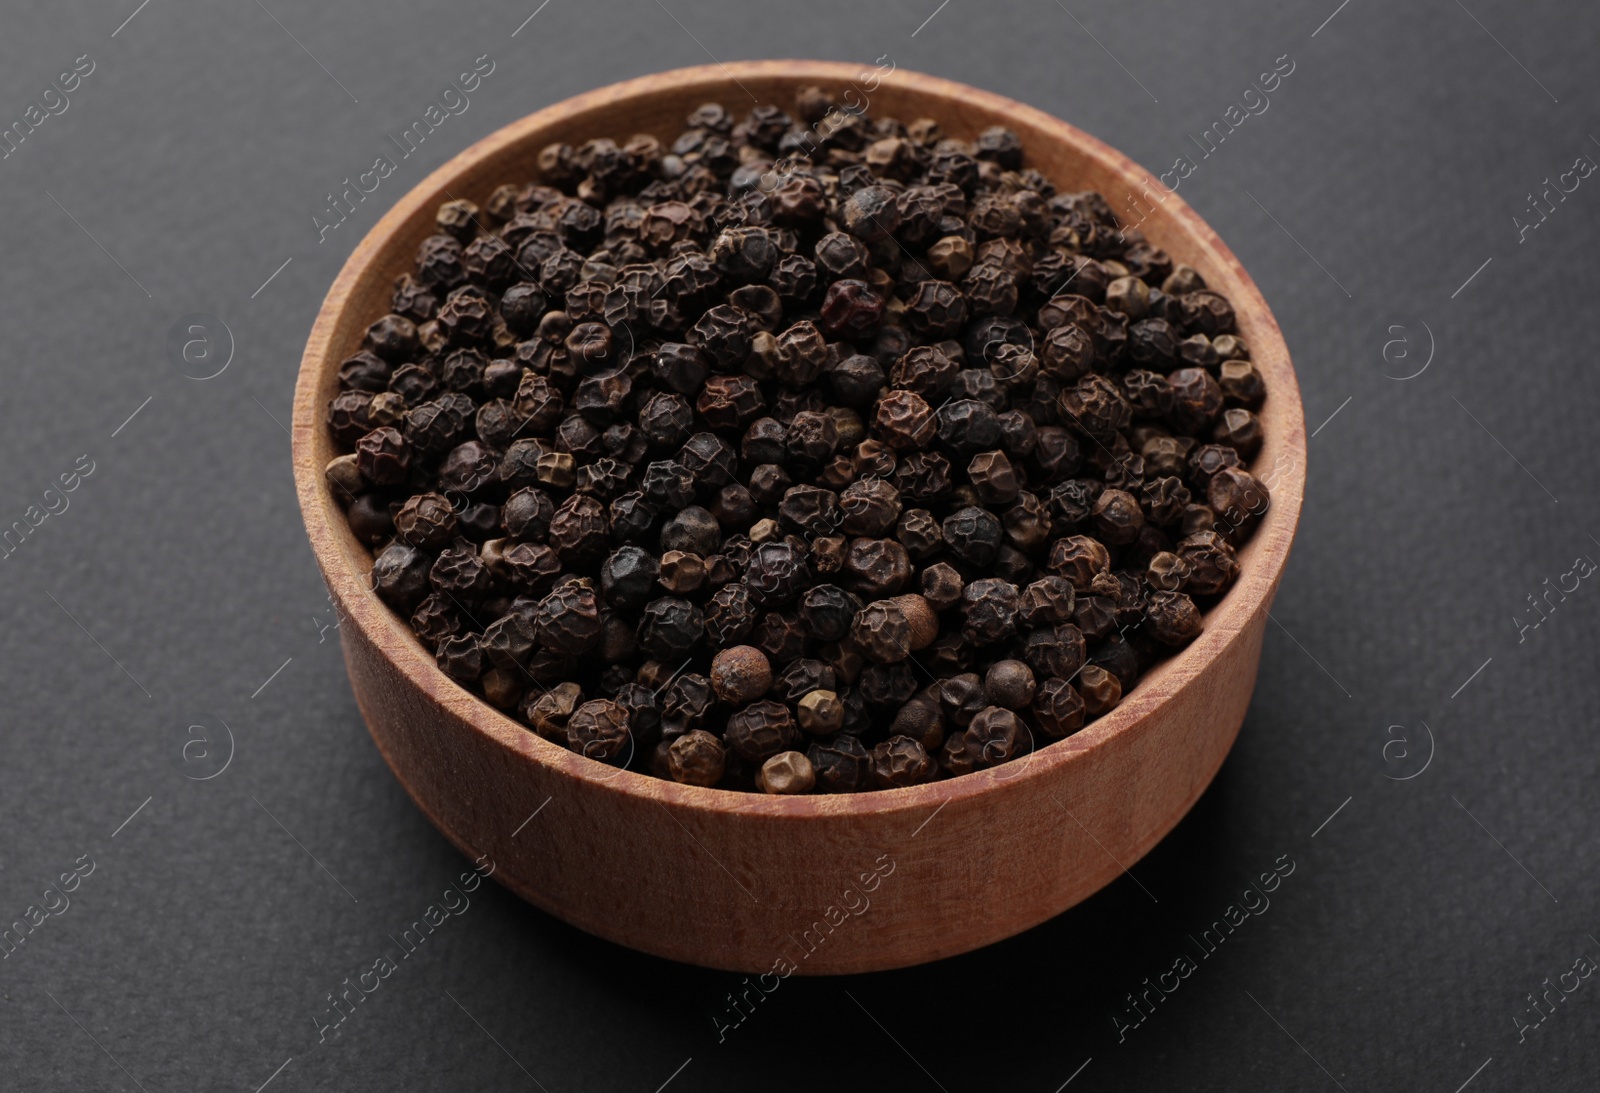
[799,584,860,643]
[1076,664,1122,717]
[436,634,484,684]
[942,506,1004,567]
[637,596,704,659]
[430,542,491,597]
[569,700,630,761]
[871,736,936,788]
[372,542,430,610]
[809,734,872,793]
[724,700,800,763]
[534,583,603,655]
[1032,677,1085,737]
[667,729,726,786]
[962,578,1020,646]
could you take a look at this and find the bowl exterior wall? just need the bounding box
[336,580,1271,973]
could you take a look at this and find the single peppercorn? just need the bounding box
[710,645,771,705]
[724,700,801,764]
[799,584,859,643]
[566,699,631,762]
[797,689,845,735]
[871,736,936,788]
[637,596,704,659]
[757,750,816,794]
[667,730,726,786]
[808,734,872,793]
[985,659,1037,709]
[1076,664,1122,717]
[942,506,1004,567]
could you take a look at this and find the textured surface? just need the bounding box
[1,0,1596,1089]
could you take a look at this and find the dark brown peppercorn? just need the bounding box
[967,706,1026,766]
[393,492,457,550]
[534,584,603,655]
[871,736,936,788]
[637,596,704,659]
[705,583,759,648]
[851,599,914,665]
[942,506,1003,567]
[745,541,811,607]
[1212,407,1264,459]
[668,730,726,786]
[1167,367,1224,432]
[1018,576,1076,627]
[809,734,872,792]
[1218,360,1266,408]
[1092,488,1145,546]
[372,543,430,610]
[355,427,411,486]
[842,538,912,598]
[962,578,1020,645]
[1076,664,1122,717]
[753,611,806,663]
[799,584,859,643]
[1146,551,1191,592]
[890,694,945,752]
[724,700,800,764]
[1206,466,1271,532]
[1048,534,1111,592]
[660,673,716,738]
[566,699,631,762]
[1022,623,1086,682]
[938,673,987,728]
[1146,590,1203,646]
[874,390,936,451]
[430,542,491,597]
[435,634,483,684]
[985,659,1037,709]
[1032,677,1086,737]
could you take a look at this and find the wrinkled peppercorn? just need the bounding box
[809,734,872,792]
[668,729,726,786]
[724,700,800,763]
[566,699,631,762]
[872,736,936,788]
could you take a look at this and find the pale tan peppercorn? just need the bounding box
[658,550,707,595]
[797,689,844,735]
[757,750,816,794]
[534,451,575,489]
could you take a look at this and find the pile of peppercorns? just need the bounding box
[323,88,1271,794]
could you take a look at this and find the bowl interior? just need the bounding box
[293,60,1306,819]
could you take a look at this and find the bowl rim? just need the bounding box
[292,59,1307,822]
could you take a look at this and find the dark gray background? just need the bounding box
[2,0,1596,1089]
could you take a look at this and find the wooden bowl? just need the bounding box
[292,61,1306,974]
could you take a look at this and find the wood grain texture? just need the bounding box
[291,61,1307,974]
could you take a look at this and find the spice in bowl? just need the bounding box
[324,87,1269,793]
